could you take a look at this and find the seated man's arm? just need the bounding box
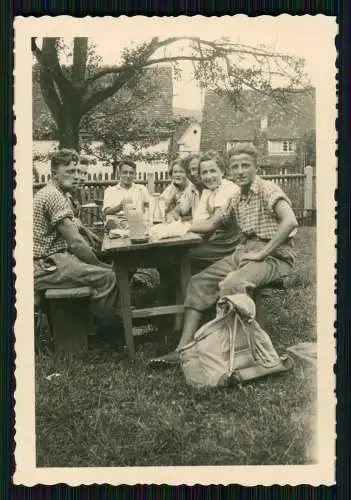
[103,202,124,216]
[259,200,298,259]
[189,193,237,235]
[79,223,101,244]
[188,208,224,234]
[241,200,298,264]
[57,217,102,266]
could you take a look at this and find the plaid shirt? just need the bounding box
[33,182,74,259]
[66,192,81,218]
[221,176,293,240]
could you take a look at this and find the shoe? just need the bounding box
[148,351,180,368]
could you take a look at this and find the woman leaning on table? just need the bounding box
[160,159,200,222]
[188,150,242,266]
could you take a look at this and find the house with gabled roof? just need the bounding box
[200,88,316,174]
[169,120,202,158]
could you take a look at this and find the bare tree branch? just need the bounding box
[33,38,74,99]
[38,68,63,127]
[82,36,293,87]
[82,70,136,114]
[83,55,217,87]
[72,38,88,85]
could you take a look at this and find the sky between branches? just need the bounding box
[36,15,337,110]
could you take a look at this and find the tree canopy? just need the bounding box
[32,36,310,152]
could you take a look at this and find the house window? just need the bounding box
[268,140,296,155]
[226,141,254,152]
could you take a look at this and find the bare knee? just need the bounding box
[219,271,237,294]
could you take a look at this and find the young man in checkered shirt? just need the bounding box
[33,149,119,326]
[150,144,298,365]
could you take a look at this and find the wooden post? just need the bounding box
[147,172,155,194]
[304,166,313,210]
[304,165,314,220]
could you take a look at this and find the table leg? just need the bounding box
[114,261,135,358]
[174,251,192,331]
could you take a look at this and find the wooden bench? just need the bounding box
[44,287,92,357]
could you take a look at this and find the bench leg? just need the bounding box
[48,297,89,358]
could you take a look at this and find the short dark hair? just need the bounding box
[50,149,79,173]
[169,159,186,176]
[227,144,259,165]
[118,159,137,171]
[180,154,200,175]
[199,150,226,173]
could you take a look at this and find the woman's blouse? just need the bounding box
[193,178,240,223]
[160,181,199,219]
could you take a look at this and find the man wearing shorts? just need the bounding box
[150,144,298,365]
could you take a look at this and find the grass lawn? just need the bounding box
[35,226,317,467]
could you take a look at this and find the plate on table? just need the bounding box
[130,236,149,244]
[109,228,129,239]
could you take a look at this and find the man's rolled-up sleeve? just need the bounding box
[46,191,74,227]
[266,184,292,214]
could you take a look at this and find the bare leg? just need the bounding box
[175,308,202,351]
[148,308,202,366]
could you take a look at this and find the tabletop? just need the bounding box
[101,231,202,255]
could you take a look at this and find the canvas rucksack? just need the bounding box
[179,293,292,388]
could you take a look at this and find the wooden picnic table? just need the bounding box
[101,232,202,358]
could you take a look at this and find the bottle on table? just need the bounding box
[152,193,165,225]
[143,201,152,235]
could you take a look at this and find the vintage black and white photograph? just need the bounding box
[14,16,336,485]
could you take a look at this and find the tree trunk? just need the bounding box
[58,114,81,151]
[112,157,119,180]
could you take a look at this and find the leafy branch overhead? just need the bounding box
[32,36,310,151]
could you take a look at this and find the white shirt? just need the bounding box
[103,183,150,223]
[193,178,239,223]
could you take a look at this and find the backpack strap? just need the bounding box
[228,313,238,377]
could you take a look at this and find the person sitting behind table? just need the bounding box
[102,159,160,306]
[149,144,298,366]
[102,159,150,231]
[180,153,204,194]
[33,149,120,330]
[160,159,199,222]
[65,162,102,251]
[187,150,241,265]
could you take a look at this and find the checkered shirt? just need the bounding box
[33,182,74,259]
[221,176,293,240]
